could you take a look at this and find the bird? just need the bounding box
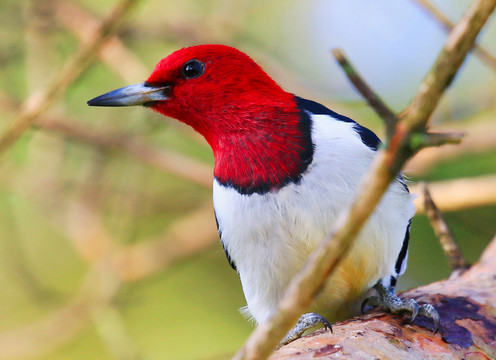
[88,44,439,345]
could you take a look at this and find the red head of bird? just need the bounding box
[88,45,313,194]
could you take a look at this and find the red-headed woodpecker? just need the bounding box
[88,44,439,345]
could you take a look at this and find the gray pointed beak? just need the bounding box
[87,82,170,107]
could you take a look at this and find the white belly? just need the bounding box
[213,115,415,323]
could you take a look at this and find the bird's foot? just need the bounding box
[362,282,440,333]
[277,312,332,349]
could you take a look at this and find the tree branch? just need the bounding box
[331,49,398,138]
[399,0,496,127]
[406,114,496,175]
[411,174,496,213]
[412,0,496,71]
[421,182,468,272]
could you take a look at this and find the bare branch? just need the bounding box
[407,130,465,154]
[331,48,398,139]
[412,174,496,213]
[400,0,496,127]
[421,182,468,272]
[233,1,496,359]
[406,116,496,176]
[422,131,466,147]
[412,0,496,71]
[0,0,140,158]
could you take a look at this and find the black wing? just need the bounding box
[215,211,237,271]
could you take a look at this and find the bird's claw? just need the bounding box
[277,312,332,349]
[419,303,441,333]
[362,282,440,333]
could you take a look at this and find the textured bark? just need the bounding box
[271,236,496,359]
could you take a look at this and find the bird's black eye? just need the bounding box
[182,59,205,79]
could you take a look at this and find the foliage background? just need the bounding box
[0,0,494,359]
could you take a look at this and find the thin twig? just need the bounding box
[0,0,140,158]
[412,174,496,214]
[233,1,495,359]
[421,182,468,273]
[406,114,496,175]
[331,49,467,145]
[331,49,398,139]
[412,0,496,71]
[400,0,496,127]
[412,131,466,149]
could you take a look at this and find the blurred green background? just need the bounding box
[0,0,495,359]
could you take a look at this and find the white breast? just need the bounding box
[213,114,415,324]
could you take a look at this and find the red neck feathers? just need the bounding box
[209,95,313,194]
[147,45,314,194]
